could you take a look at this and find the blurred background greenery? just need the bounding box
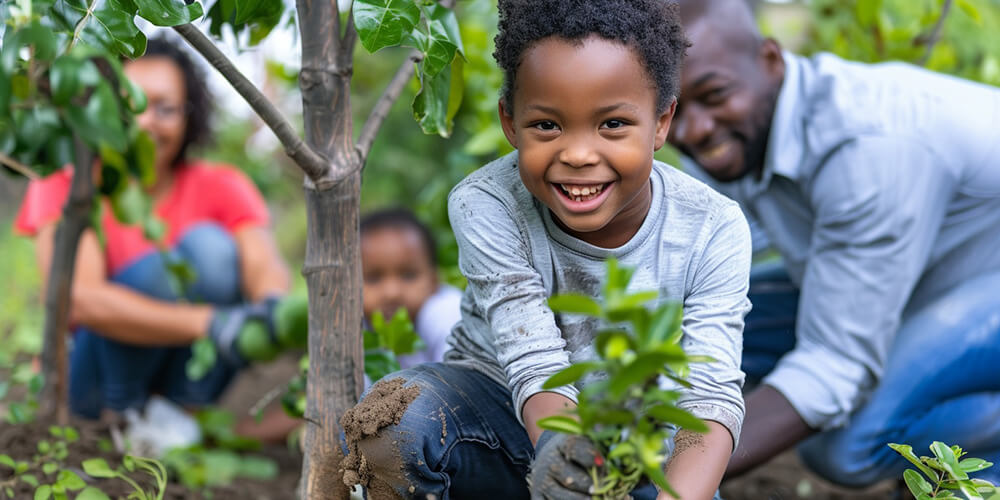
[3,0,1000,360]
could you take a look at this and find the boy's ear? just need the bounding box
[498,100,518,148]
[653,97,677,150]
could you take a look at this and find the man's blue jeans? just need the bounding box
[69,223,244,419]
[345,363,662,499]
[744,261,1000,486]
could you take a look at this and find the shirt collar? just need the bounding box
[740,51,807,199]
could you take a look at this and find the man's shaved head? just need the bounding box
[676,0,762,58]
[668,0,785,182]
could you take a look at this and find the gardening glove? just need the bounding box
[528,431,602,500]
[208,296,281,366]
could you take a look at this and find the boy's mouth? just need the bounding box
[551,181,614,212]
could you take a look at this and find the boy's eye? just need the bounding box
[602,119,627,129]
[532,120,559,131]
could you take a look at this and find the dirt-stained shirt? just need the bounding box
[444,152,751,445]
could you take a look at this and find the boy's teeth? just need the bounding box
[560,183,604,197]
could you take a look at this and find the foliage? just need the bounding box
[282,308,423,418]
[82,455,168,500]
[889,442,999,499]
[537,259,709,499]
[0,425,147,500]
[802,0,1000,86]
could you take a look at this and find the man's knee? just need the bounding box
[798,434,893,488]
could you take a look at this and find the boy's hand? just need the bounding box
[528,431,602,500]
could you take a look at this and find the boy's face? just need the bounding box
[499,35,675,248]
[361,226,438,324]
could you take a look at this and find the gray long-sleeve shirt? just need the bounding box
[445,153,751,444]
[687,52,1000,430]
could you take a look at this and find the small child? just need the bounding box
[342,1,751,498]
[360,208,462,368]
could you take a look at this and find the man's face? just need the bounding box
[500,36,675,249]
[361,226,438,323]
[668,23,783,182]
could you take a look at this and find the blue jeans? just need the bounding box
[69,223,244,419]
[345,363,661,499]
[744,262,1000,486]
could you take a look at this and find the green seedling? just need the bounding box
[537,258,711,499]
[0,425,102,500]
[281,308,425,418]
[82,455,167,500]
[889,442,999,500]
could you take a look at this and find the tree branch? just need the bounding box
[355,51,421,163]
[917,0,954,66]
[172,23,330,182]
[40,136,95,425]
[0,152,41,180]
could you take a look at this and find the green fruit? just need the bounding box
[274,293,309,348]
[237,321,279,362]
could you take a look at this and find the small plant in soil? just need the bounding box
[82,455,167,500]
[281,308,424,419]
[1,359,44,424]
[536,258,711,499]
[0,425,101,500]
[889,442,999,499]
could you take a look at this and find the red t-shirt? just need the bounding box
[14,161,270,277]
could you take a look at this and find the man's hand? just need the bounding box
[528,431,603,500]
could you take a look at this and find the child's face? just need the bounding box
[500,35,675,248]
[362,226,438,323]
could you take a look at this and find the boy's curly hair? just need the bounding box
[494,0,689,114]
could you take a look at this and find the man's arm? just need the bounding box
[658,421,733,500]
[732,138,955,474]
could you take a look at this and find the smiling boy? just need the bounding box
[340,1,751,498]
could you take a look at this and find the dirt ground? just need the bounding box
[721,451,902,500]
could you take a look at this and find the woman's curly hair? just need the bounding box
[494,0,689,114]
[140,37,214,167]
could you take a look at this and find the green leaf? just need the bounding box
[547,293,601,317]
[133,0,204,27]
[75,487,111,500]
[420,8,460,78]
[130,131,156,187]
[958,479,986,500]
[232,0,269,24]
[608,351,684,398]
[536,415,582,435]
[412,54,462,137]
[903,469,933,496]
[236,456,277,480]
[353,0,421,53]
[109,180,147,225]
[49,56,82,106]
[50,0,147,59]
[364,349,400,383]
[21,474,38,487]
[855,0,882,26]
[39,440,52,453]
[65,80,127,152]
[933,441,968,480]
[960,458,993,474]
[956,0,982,25]
[645,405,708,433]
[34,485,52,500]
[424,3,463,56]
[646,301,683,347]
[0,454,14,468]
[645,463,676,499]
[56,469,86,491]
[186,338,217,381]
[43,462,58,475]
[889,443,938,480]
[542,362,601,390]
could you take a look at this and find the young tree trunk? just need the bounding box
[297,1,362,498]
[39,137,94,425]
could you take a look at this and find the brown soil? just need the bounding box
[0,417,301,499]
[339,377,420,498]
[721,450,903,500]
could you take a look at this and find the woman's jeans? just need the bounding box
[744,261,1000,486]
[69,223,243,419]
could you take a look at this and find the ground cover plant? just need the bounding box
[889,442,999,500]
[536,259,710,499]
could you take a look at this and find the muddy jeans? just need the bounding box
[346,363,663,499]
[68,223,244,419]
[744,262,1000,486]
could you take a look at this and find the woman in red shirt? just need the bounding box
[15,38,290,419]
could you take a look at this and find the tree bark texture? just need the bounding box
[40,137,94,425]
[297,0,361,498]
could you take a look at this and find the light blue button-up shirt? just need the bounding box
[687,52,1000,430]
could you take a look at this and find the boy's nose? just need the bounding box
[558,135,600,168]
